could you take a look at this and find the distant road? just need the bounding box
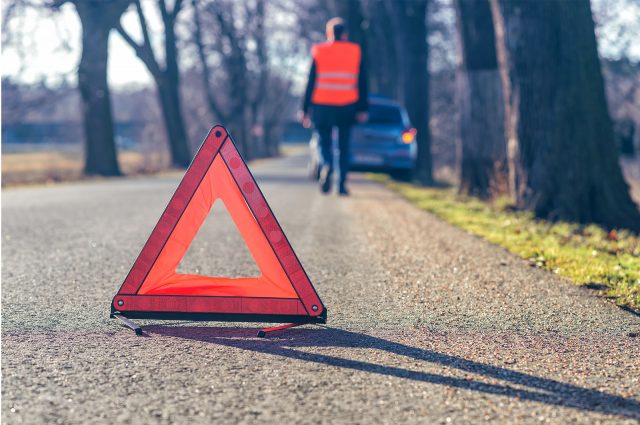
[2,151,639,424]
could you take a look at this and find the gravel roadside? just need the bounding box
[2,152,639,424]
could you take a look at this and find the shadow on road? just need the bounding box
[145,325,640,419]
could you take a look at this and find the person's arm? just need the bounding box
[356,54,369,113]
[302,59,316,114]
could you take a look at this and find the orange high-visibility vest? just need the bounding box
[311,41,361,106]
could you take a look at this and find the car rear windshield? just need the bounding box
[367,104,404,125]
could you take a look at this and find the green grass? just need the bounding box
[370,174,640,310]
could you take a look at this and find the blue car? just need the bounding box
[308,96,417,181]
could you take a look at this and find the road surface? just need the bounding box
[2,150,640,424]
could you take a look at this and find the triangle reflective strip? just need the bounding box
[112,126,325,320]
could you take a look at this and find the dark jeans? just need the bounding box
[312,104,356,186]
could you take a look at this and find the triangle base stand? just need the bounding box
[110,307,327,337]
[256,322,306,338]
[112,313,143,336]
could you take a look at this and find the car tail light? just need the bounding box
[400,128,417,144]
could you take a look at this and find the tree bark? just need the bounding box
[332,0,366,46]
[73,0,131,176]
[455,0,506,198]
[160,0,191,166]
[491,0,640,230]
[391,0,432,185]
[157,74,190,166]
[366,0,400,98]
[249,0,268,158]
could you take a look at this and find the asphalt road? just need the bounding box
[2,150,640,424]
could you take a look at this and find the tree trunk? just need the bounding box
[161,14,191,167]
[491,0,640,230]
[226,55,250,159]
[249,0,268,158]
[116,0,191,168]
[74,1,130,176]
[455,0,506,198]
[392,0,432,185]
[365,0,399,98]
[157,75,190,166]
[334,0,366,46]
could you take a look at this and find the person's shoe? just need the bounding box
[339,183,349,196]
[319,167,332,194]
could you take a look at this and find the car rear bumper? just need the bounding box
[309,137,416,171]
[350,145,415,170]
[349,163,412,172]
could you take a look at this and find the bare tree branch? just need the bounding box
[190,0,228,121]
[171,0,183,20]
[115,0,163,79]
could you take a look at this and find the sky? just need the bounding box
[1,0,639,89]
[2,2,154,87]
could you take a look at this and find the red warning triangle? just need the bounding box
[111,126,326,324]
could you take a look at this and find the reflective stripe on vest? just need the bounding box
[311,41,361,106]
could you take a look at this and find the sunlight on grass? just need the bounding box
[370,174,640,310]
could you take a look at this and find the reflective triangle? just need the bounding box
[111,126,326,322]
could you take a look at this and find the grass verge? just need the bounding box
[1,150,169,187]
[370,174,640,310]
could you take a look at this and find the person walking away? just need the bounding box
[300,17,368,195]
